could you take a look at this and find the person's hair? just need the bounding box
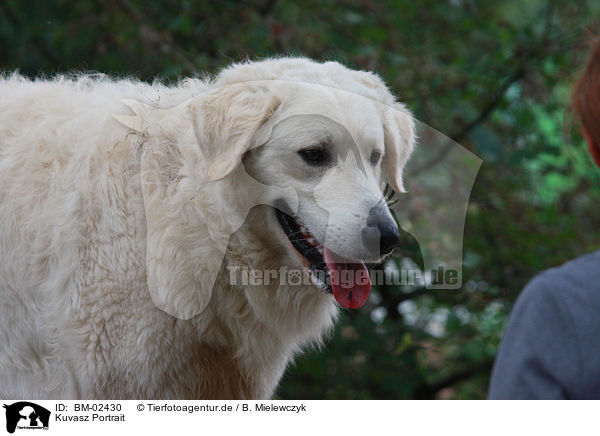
[573,37,600,153]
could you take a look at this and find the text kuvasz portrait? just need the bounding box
[0,58,415,399]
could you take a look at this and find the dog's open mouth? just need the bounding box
[275,209,371,309]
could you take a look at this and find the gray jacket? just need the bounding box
[489,249,600,399]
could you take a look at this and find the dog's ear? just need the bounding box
[190,82,282,181]
[139,82,281,320]
[382,103,415,192]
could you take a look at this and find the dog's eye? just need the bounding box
[299,148,328,165]
[370,150,383,165]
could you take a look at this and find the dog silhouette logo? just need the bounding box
[2,402,50,433]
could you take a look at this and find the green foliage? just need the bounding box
[2,0,599,399]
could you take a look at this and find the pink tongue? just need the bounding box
[323,247,371,309]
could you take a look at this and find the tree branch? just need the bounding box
[411,3,556,176]
[410,64,525,176]
[414,359,494,399]
[377,283,430,320]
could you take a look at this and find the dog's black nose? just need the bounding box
[362,205,401,256]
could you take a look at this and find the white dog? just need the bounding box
[0,58,414,399]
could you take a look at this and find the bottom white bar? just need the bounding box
[0,400,594,435]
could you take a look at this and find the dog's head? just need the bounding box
[134,58,415,318]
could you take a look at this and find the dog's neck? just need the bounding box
[199,222,338,398]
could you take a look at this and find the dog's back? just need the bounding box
[0,75,265,399]
[0,77,148,398]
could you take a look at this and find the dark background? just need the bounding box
[3,0,600,399]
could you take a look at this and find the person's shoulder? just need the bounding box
[545,249,600,278]
[529,249,600,291]
[489,251,600,399]
[520,249,600,318]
